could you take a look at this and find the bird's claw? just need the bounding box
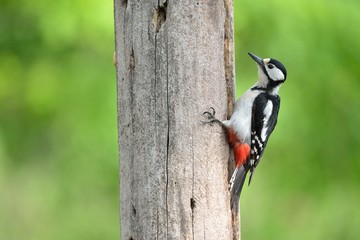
[202,107,221,125]
[203,107,216,118]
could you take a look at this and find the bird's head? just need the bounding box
[248,52,287,90]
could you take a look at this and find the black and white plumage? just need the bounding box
[204,52,287,208]
[229,52,287,206]
[248,91,280,184]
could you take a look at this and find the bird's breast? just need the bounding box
[228,90,261,144]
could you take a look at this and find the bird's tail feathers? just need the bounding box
[230,165,247,210]
[248,167,256,186]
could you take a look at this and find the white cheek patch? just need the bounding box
[267,68,284,81]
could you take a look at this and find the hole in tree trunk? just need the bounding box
[190,198,196,209]
[122,0,127,8]
[132,205,136,216]
[152,1,168,33]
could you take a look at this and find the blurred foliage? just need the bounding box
[0,0,118,239]
[235,0,360,239]
[1,0,359,239]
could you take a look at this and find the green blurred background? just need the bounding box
[1,0,359,239]
[236,0,360,239]
[0,0,118,239]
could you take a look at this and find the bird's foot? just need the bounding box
[202,107,223,126]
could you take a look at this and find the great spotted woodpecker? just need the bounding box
[204,52,287,208]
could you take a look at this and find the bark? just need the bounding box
[114,0,237,239]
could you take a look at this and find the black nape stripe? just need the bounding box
[269,58,287,80]
[251,86,267,91]
[251,79,285,92]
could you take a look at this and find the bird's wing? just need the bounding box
[248,93,280,183]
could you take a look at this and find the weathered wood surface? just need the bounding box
[114,0,237,239]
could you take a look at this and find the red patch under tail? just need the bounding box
[227,128,250,167]
[234,143,250,167]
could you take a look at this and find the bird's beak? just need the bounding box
[248,52,264,67]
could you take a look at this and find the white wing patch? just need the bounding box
[261,100,273,141]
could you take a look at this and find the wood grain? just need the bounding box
[114,1,237,239]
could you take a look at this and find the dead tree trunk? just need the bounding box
[114,1,237,239]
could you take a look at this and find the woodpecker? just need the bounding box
[203,52,287,208]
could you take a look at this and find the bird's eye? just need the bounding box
[268,64,274,69]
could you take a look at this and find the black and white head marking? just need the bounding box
[248,52,287,90]
[263,58,287,82]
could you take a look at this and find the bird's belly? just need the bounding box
[230,108,252,144]
[228,90,260,144]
